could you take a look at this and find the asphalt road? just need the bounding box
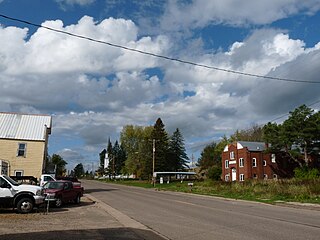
[83,180,320,240]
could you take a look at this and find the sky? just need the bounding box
[1,0,320,172]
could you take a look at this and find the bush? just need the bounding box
[294,167,320,180]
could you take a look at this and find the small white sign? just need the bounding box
[160,177,163,184]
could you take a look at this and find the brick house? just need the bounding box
[0,112,52,179]
[222,141,278,182]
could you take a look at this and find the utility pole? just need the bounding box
[152,139,155,187]
[191,154,194,172]
[112,155,115,180]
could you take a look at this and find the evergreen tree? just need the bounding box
[168,128,189,171]
[151,118,169,172]
[263,105,320,167]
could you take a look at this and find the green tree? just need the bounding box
[51,154,67,176]
[230,124,263,142]
[105,139,113,177]
[263,105,320,167]
[151,118,169,172]
[112,140,127,176]
[197,137,229,179]
[168,128,189,171]
[74,163,85,178]
[120,125,153,179]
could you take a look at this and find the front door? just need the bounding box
[231,168,237,181]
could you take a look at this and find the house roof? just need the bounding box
[0,112,52,141]
[237,141,266,151]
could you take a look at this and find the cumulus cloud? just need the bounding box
[161,0,320,30]
[1,13,320,165]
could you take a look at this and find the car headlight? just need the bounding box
[36,189,42,196]
[45,193,56,199]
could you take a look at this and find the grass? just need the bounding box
[98,178,320,204]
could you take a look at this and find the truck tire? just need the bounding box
[74,194,81,204]
[55,197,63,207]
[16,198,34,214]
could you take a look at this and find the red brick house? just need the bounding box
[222,141,278,182]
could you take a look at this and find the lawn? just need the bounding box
[98,178,320,204]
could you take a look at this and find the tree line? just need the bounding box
[97,118,189,180]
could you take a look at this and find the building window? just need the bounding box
[253,174,257,179]
[273,174,278,180]
[225,174,230,182]
[17,143,27,157]
[271,154,276,163]
[239,158,244,167]
[240,174,244,181]
[230,151,235,159]
[14,170,24,177]
[263,174,268,180]
[252,158,257,167]
[225,160,229,169]
[263,160,267,166]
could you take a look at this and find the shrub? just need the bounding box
[207,166,222,181]
[294,167,320,180]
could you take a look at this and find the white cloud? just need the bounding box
[1,14,320,165]
[161,0,320,30]
[55,0,95,6]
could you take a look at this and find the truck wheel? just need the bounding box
[74,194,81,204]
[17,198,34,214]
[55,197,63,207]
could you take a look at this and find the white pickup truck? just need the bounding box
[0,175,45,213]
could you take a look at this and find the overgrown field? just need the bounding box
[99,178,320,204]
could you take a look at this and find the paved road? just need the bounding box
[83,180,320,240]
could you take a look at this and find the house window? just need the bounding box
[240,174,244,181]
[252,158,257,167]
[230,151,235,159]
[253,174,257,179]
[273,174,278,179]
[263,160,267,166]
[14,170,24,177]
[271,154,276,163]
[17,143,27,157]
[263,174,268,180]
[239,158,244,167]
[225,174,230,182]
[225,160,229,169]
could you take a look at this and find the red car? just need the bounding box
[43,180,84,207]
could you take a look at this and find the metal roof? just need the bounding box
[238,141,266,151]
[0,112,52,141]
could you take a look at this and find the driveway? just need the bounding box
[0,195,166,240]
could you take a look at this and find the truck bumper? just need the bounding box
[34,195,45,205]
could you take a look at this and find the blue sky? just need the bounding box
[1,0,320,172]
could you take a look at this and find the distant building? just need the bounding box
[0,112,52,179]
[221,141,278,182]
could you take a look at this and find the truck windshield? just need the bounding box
[2,175,19,186]
[43,182,64,189]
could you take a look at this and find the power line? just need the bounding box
[1,13,320,84]
[268,98,320,123]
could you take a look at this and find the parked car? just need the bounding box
[55,176,81,187]
[0,175,45,213]
[43,180,84,207]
